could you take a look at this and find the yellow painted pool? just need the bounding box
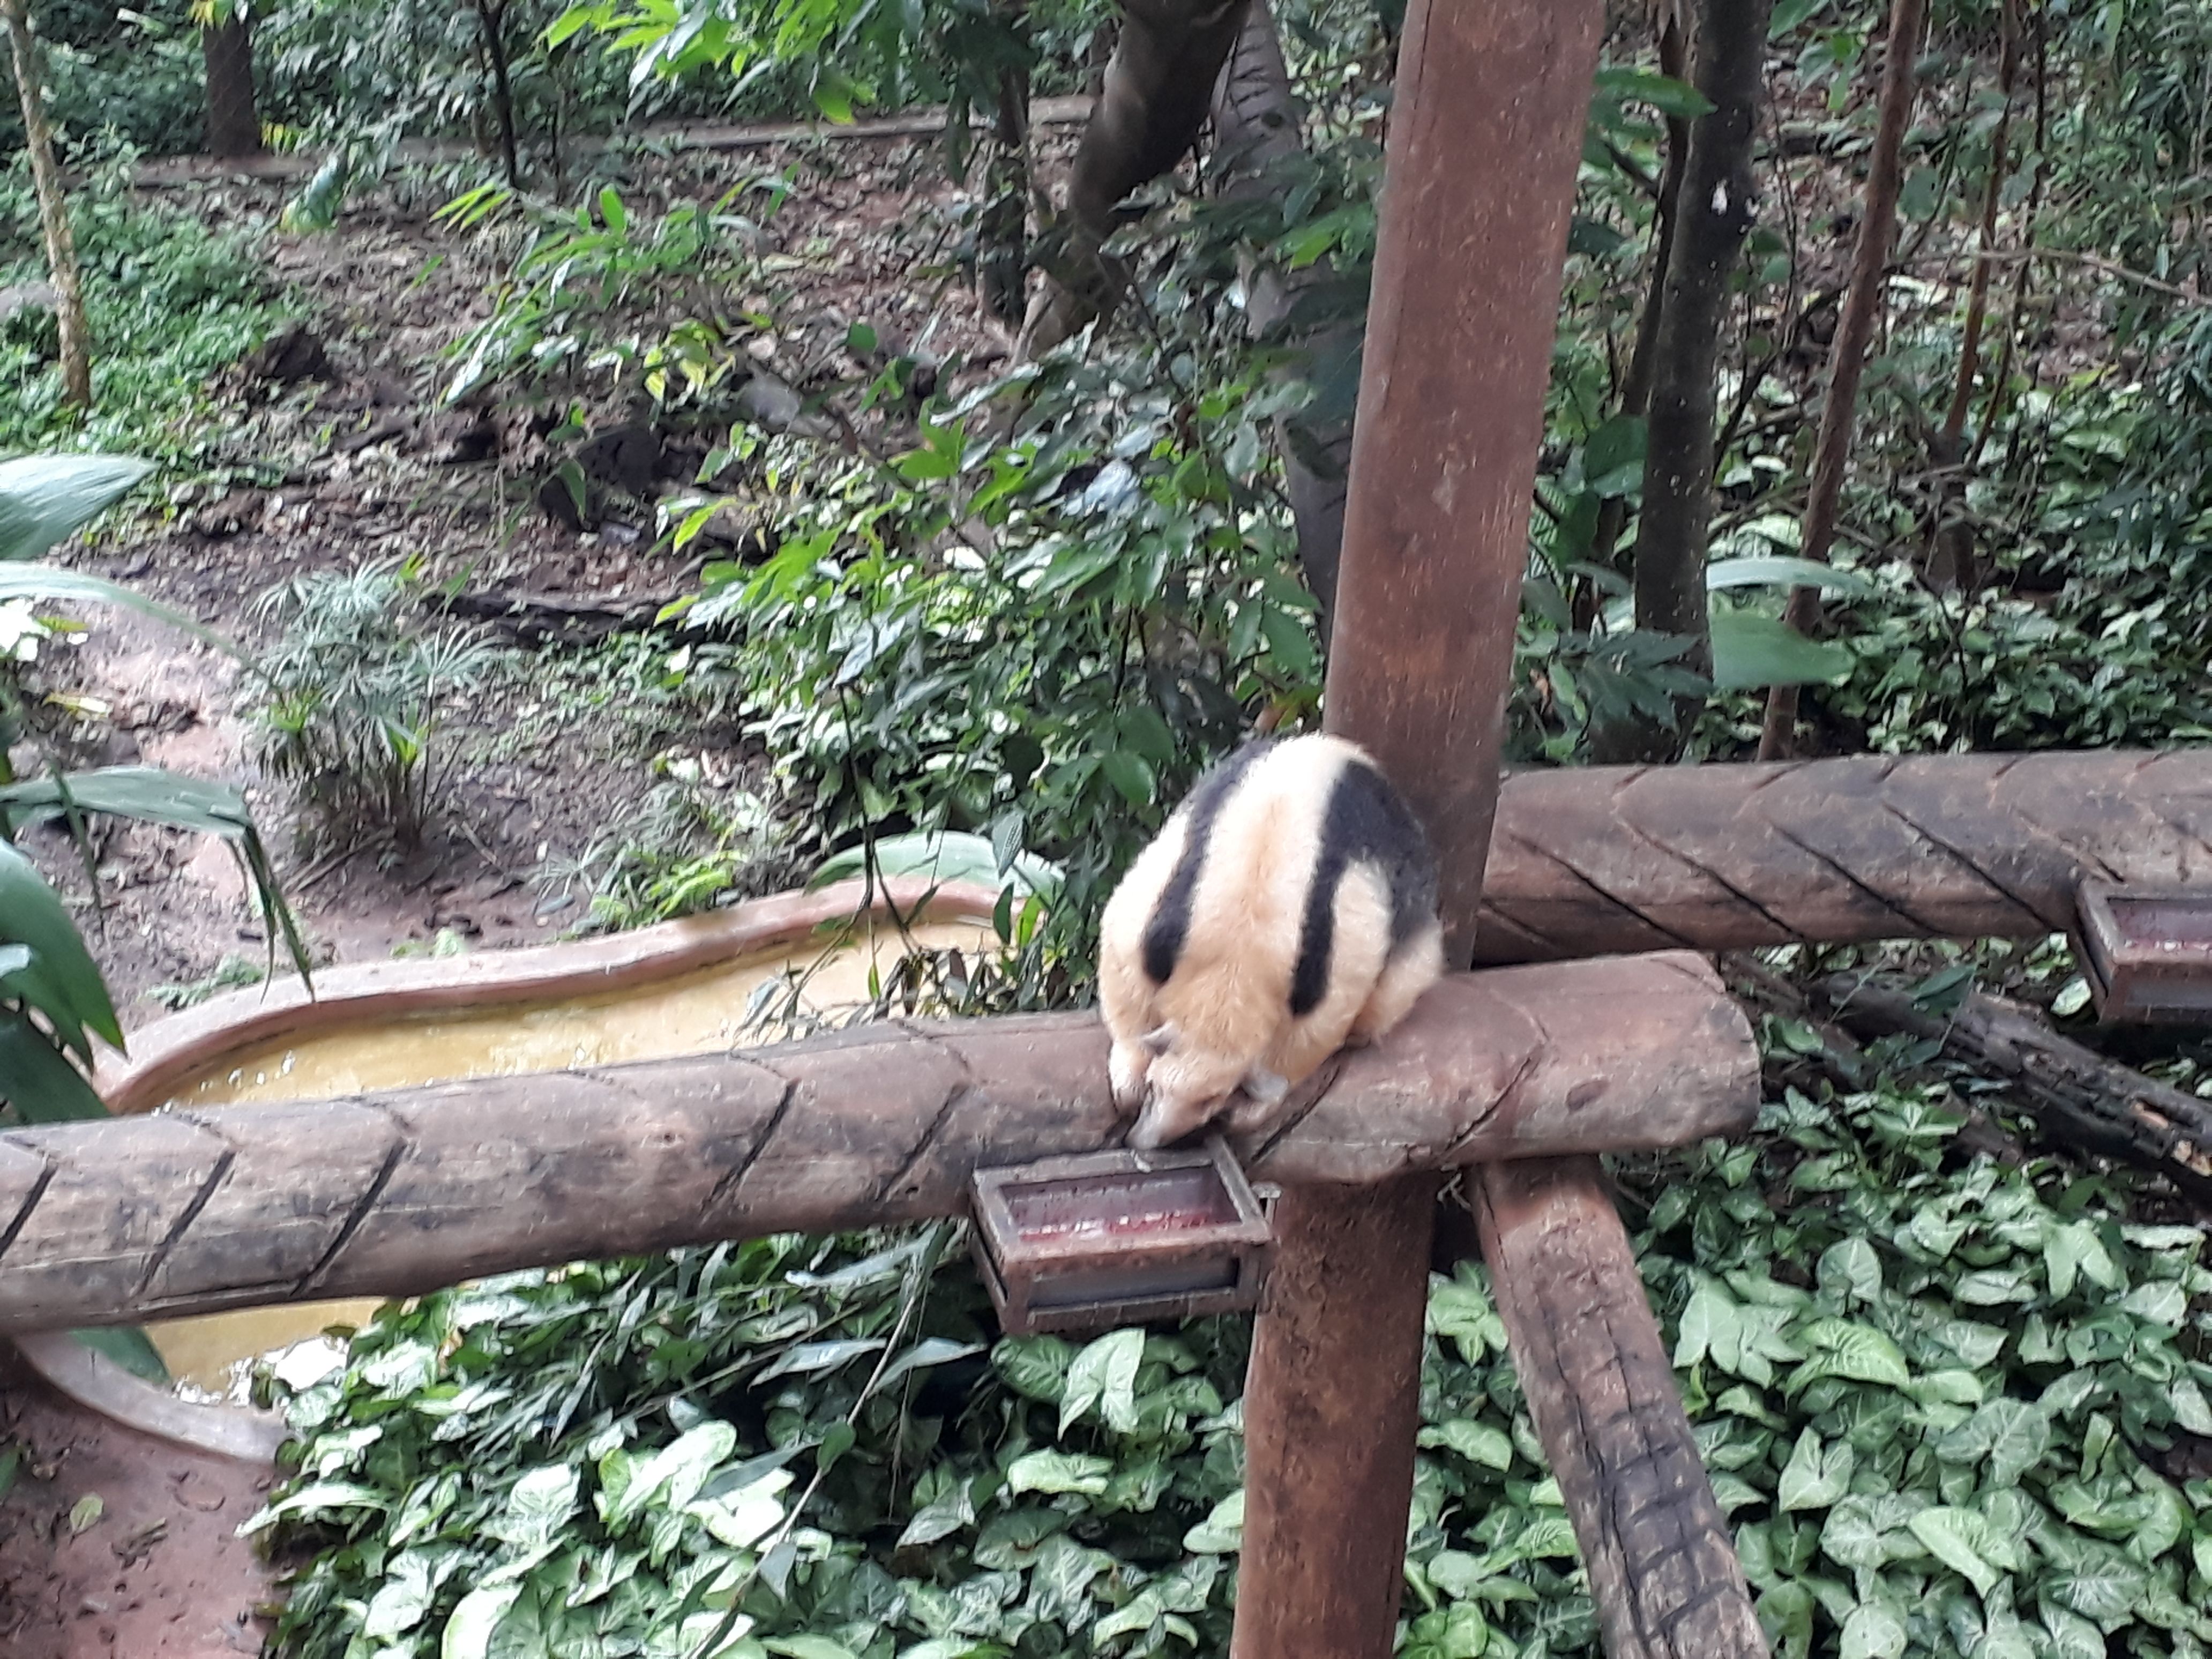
[141,913,1000,1399]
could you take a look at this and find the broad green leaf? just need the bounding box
[2118,1281,2186,1326]
[494,1463,580,1551]
[0,766,257,840]
[1840,1601,1907,1659]
[1059,1327,1142,1436]
[361,1550,443,1640]
[1183,1491,1243,1554]
[1708,607,1855,691]
[0,1010,110,1122]
[753,1337,883,1381]
[1707,556,1878,598]
[68,1326,168,1385]
[1907,1507,2008,1598]
[764,1640,859,1659]
[1777,1428,1853,1512]
[1004,1451,1111,1497]
[993,1335,1073,1403]
[601,1421,736,1528]
[1593,65,1717,119]
[0,565,246,665]
[1798,1319,1910,1388]
[238,1481,391,1532]
[1757,1581,1816,1659]
[0,455,153,563]
[1817,1237,1882,1303]
[0,841,122,1056]
[2039,1605,2106,1659]
[896,1484,974,1549]
[1418,1419,1514,1473]
[440,1582,522,1659]
[2044,1552,2147,1625]
[1675,1276,1737,1369]
[1100,750,1155,809]
[1937,1400,2051,1488]
[809,831,1062,901]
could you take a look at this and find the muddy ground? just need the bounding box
[19,121,1077,1017]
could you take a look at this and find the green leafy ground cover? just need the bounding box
[255,1041,2212,1659]
[0,156,295,461]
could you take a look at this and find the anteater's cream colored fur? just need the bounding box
[1098,735,1445,1149]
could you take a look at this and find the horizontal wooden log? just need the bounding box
[1478,750,2212,962]
[0,954,1753,1333]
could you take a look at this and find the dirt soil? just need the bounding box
[2,121,1075,1654]
[14,123,1073,1018]
[0,1347,274,1658]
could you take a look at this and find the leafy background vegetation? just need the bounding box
[4,0,2212,1653]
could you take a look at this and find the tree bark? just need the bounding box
[474,0,521,189]
[1583,9,1690,631]
[1017,0,1252,357]
[201,11,261,158]
[1589,0,1775,763]
[979,33,1033,327]
[2,0,91,409]
[1208,0,1356,629]
[1924,0,2018,593]
[1758,0,1926,759]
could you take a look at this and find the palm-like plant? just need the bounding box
[0,452,308,1127]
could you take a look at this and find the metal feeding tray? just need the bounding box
[2074,878,2212,1023]
[968,1139,1275,1335]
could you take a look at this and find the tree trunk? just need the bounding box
[2,0,91,409]
[979,45,1033,326]
[1018,0,1252,357]
[474,0,521,189]
[1589,0,1774,763]
[1208,0,1356,630]
[1757,0,1926,760]
[1582,9,1690,626]
[1923,0,2018,594]
[201,11,261,158]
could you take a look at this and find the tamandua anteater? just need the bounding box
[1098,733,1445,1150]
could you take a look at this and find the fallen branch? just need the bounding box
[1814,973,2212,1206]
[427,588,683,646]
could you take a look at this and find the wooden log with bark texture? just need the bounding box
[0,956,1754,1335]
[1476,1160,1768,1658]
[1813,974,2212,1205]
[1476,750,2212,965]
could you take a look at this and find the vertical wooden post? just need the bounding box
[1229,0,1604,1654]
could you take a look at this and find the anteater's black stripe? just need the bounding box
[1139,740,1275,984]
[1289,757,1440,1018]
